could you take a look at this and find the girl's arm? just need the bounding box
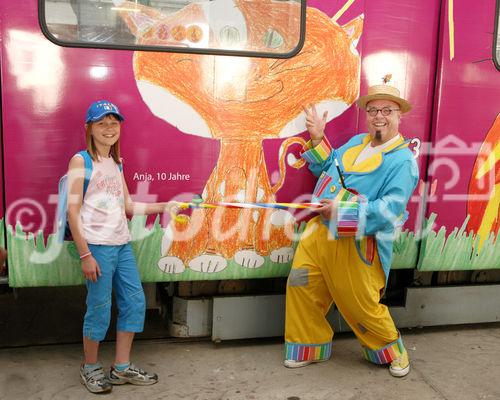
[122,175,178,216]
[67,155,101,282]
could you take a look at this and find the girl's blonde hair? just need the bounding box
[85,115,122,165]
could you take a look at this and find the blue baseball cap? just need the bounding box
[85,100,125,123]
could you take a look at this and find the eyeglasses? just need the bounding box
[366,107,400,117]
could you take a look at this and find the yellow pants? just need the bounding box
[285,217,405,364]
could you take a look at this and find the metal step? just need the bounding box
[169,285,500,341]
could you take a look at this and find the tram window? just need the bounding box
[495,0,500,70]
[40,0,306,58]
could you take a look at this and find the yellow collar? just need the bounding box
[342,134,406,173]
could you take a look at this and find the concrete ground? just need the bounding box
[0,324,499,400]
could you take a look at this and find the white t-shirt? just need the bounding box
[354,135,400,165]
[79,155,131,245]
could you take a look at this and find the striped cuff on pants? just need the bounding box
[284,341,332,362]
[362,335,405,364]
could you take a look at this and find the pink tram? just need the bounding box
[0,0,498,339]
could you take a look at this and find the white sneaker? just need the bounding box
[389,349,410,377]
[79,363,112,393]
[283,358,328,369]
[108,363,158,386]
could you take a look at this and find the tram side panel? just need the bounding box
[2,0,497,289]
[418,0,500,275]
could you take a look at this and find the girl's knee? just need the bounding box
[116,289,146,332]
[131,289,146,314]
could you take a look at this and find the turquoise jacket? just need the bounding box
[301,133,419,285]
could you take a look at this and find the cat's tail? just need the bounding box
[271,137,307,194]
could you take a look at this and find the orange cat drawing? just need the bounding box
[117,0,363,273]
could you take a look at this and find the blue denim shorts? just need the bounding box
[83,243,145,341]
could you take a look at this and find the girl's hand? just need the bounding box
[165,201,180,215]
[81,256,101,282]
[303,104,328,145]
[315,198,338,221]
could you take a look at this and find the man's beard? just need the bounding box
[375,130,382,141]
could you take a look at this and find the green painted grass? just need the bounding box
[7,217,306,287]
[0,219,4,247]
[417,214,500,271]
[392,228,419,269]
[7,223,84,287]
[6,213,499,287]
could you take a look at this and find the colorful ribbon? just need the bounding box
[171,201,323,223]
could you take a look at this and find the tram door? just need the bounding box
[418,0,500,274]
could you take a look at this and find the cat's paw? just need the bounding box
[158,256,185,274]
[189,254,227,273]
[270,247,294,263]
[234,250,265,269]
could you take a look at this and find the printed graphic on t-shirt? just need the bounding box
[92,170,124,210]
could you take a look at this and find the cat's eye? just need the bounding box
[219,26,241,47]
[263,29,284,49]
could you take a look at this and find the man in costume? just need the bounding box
[284,82,419,377]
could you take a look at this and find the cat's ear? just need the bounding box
[115,1,164,37]
[340,14,364,48]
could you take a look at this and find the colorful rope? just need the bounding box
[171,201,323,223]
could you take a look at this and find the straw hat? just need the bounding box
[356,76,412,113]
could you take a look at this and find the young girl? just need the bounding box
[67,100,178,394]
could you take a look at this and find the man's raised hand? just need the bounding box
[303,104,328,146]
